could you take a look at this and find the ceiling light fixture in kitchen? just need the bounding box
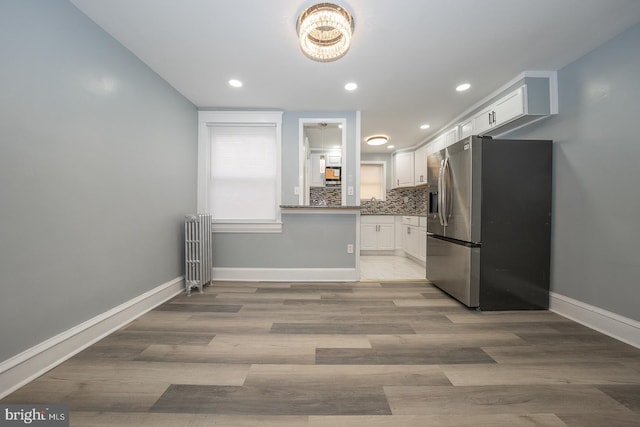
[297,3,354,62]
[366,135,388,146]
[456,83,471,92]
[420,124,430,130]
[229,79,243,88]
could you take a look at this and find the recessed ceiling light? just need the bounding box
[344,82,358,91]
[420,124,430,130]
[366,135,388,146]
[387,145,395,149]
[229,79,243,88]
[456,83,471,92]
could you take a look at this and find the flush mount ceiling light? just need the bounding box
[366,135,388,146]
[297,3,354,62]
[228,79,243,88]
[456,83,471,92]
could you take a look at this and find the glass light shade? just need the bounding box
[366,136,388,146]
[297,3,354,62]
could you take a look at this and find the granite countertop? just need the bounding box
[280,205,426,216]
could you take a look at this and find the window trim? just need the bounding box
[197,110,283,233]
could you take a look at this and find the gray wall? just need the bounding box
[0,0,197,361]
[213,213,357,268]
[213,110,359,269]
[506,23,640,321]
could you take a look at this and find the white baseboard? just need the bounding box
[0,276,185,399]
[213,267,359,282]
[550,292,640,348]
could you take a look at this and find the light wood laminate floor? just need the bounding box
[3,281,640,426]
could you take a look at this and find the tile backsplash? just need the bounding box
[360,186,427,215]
[309,185,427,216]
[310,186,342,206]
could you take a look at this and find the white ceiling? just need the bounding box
[70,0,640,153]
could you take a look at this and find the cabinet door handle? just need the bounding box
[492,111,496,124]
[488,112,492,125]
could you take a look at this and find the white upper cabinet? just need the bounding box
[459,118,473,140]
[325,152,342,166]
[472,104,495,135]
[394,151,414,188]
[414,145,428,185]
[393,73,556,189]
[471,87,526,135]
[493,85,526,125]
[431,134,445,152]
[459,73,556,139]
[443,127,459,147]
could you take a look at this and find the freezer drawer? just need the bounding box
[426,235,480,307]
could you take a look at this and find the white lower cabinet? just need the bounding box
[360,216,395,251]
[401,216,427,263]
[418,227,427,260]
[362,215,426,261]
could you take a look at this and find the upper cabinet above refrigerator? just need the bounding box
[468,76,555,137]
[392,72,557,190]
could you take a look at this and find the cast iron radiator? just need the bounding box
[184,214,212,295]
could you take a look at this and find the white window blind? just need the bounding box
[360,163,385,200]
[209,124,277,222]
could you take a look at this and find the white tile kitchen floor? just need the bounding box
[359,255,427,281]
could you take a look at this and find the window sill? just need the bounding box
[212,222,283,233]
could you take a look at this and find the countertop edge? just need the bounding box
[280,205,361,210]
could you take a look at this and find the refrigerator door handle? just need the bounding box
[441,157,450,227]
[438,160,445,226]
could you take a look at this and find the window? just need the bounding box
[198,111,283,232]
[360,162,386,201]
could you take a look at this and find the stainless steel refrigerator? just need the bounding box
[426,135,552,310]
